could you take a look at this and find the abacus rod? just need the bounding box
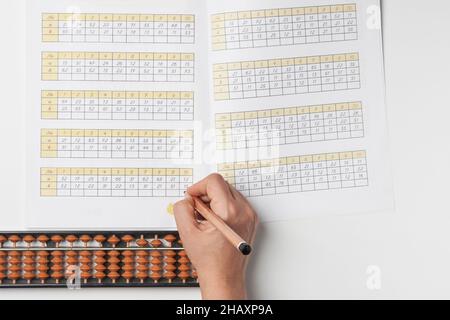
[0,247,185,252]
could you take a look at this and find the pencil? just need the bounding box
[190,195,252,256]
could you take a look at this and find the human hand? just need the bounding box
[173,173,258,300]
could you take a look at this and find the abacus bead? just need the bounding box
[51,264,63,272]
[24,251,35,257]
[122,250,134,257]
[164,234,177,245]
[65,235,78,244]
[178,250,187,257]
[23,235,35,244]
[178,271,190,281]
[94,235,106,243]
[178,257,190,264]
[95,265,106,272]
[94,251,106,257]
[164,264,176,272]
[9,272,21,281]
[136,237,148,247]
[51,256,63,264]
[38,264,49,272]
[122,257,134,264]
[164,257,176,264]
[150,251,162,258]
[164,250,176,257]
[8,235,20,245]
[137,265,148,272]
[0,235,6,244]
[107,235,120,246]
[38,273,49,280]
[150,273,162,281]
[151,239,162,247]
[108,272,120,281]
[164,271,176,280]
[10,265,21,273]
[122,265,134,272]
[67,257,78,265]
[51,235,63,245]
[95,272,106,280]
[80,257,91,264]
[80,235,91,243]
[80,265,91,272]
[150,265,162,272]
[178,264,190,272]
[108,264,120,272]
[122,271,133,280]
[136,250,148,257]
[37,235,49,243]
[81,272,91,280]
[121,235,134,243]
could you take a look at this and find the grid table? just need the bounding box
[42,52,195,82]
[211,4,357,51]
[40,168,193,198]
[218,150,368,197]
[215,102,364,150]
[213,52,360,101]
[41,129,194,160]
[42,13,195,44]
[41,91,194,121]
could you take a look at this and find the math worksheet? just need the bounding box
[26,0,393,229]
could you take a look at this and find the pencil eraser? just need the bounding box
[238,243,252,255]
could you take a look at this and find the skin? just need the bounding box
[174,173,258,300]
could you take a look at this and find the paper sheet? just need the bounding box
[26,0,393,229]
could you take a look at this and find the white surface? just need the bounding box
[1,0,450,299]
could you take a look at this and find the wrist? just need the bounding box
[198,273,247,300]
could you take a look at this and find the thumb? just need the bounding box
[173,196,199,234]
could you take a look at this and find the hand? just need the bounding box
[173,173,258,300]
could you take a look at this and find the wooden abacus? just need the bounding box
[0,231,198,288]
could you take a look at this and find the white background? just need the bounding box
[1,0,450,299]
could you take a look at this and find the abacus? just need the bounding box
[0,231,198,288]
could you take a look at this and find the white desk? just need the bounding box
[1,0,450,299]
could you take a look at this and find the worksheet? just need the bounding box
[26,0,393,229]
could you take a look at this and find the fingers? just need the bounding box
[187,173,232,201]
[173,197,199,234]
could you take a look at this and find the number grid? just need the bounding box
[42,52,195,82]
[40,168,194,198]
[213,53,360,101]
[218,151,368,197]
[41,129,194,160]
[215,102,364,150]
[211,4,357,51]
[41,90,194,121]
[42,13,195,44]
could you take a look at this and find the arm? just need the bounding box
[173,173,258,300]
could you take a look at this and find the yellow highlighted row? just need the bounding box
[42,90,194,100]
[42,52,194,61]
[215,102,362,124]
[218,151,366,171]
[41,129,193,138]
[213,53,358,73]
[212,4,356,23]
[43,13,195,23]
[41,168,193,177]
